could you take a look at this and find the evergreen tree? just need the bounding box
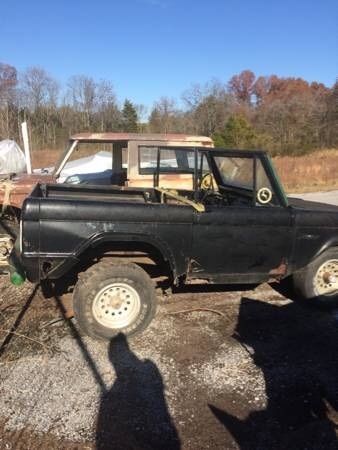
[122,99,138,132]
[217,115,258,149]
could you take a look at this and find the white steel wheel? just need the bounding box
[313,259,338,296]
[73,261,157,340]
[92,282,141,329]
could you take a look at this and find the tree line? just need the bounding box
[0,63,337,155]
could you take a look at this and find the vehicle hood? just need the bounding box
[0,173,55,209]
[10,173,54,187]
[288,196,338,212]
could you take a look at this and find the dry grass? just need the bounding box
[274,149,338,193]
[31,149,62,170]
[31,148,338,194]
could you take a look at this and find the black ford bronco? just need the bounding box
[10,147,338,340]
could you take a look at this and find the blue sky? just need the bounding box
[1,0,337,108]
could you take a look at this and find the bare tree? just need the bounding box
[95,79,121,131]
[182,80,233,135]
[0,63,18,139]
[21,66,59,110]
[148,97,178,133]
[0,63,17,104]
[67,75,97,128]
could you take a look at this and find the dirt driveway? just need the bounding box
[0,190,338,449]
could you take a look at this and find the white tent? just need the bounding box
[0,140,26,174]
[57,151,113,183]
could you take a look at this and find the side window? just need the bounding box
[199,153,211,175]
[214,156,254,190]
[160,149,179,169]
[256,159,279,206]
[139,146,158,173]
[139,146,195,174]
[213,155,255,204]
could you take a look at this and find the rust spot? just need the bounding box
[188,258,204,273]
[70,132,213,145]
[59,294,74,319]
[268,258,287,282]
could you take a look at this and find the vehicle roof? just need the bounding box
[70,132,213,144]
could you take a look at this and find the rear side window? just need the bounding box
[139,146,195,174]
[139,146,158,172]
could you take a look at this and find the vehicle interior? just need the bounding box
[39,147,286,211]
[138,146,283,209]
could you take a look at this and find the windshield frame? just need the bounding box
[208,149,288,207]
[53,139,79,178]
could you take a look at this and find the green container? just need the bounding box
[10,270,26,286]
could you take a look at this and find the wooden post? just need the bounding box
[21,121,32,174]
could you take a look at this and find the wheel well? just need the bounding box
[47,240,174,298]
[294,244,338,275]
[80,241,172,275]
[315,243,338,262]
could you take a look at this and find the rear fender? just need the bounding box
[84,232,178,277]
[44,232,181,283]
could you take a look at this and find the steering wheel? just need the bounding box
[200,172,214,191]
[257,187,272,204]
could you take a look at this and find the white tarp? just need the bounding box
[0,140,27,174]
[57,151,113,183]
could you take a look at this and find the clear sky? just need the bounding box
[1,0,337,107]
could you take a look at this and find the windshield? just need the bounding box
[214,156,254,190]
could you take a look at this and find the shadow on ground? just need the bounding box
[209,297,338,450]
[53,294,180,449]
[96,334,180,450]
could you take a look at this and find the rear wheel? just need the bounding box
[73,261,157,340]
[293,248,338,306]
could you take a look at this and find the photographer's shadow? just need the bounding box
[96,333,180,450]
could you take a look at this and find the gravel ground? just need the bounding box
[0,279,337,450]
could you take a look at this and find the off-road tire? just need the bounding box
[293,248,338,307]
[73,261,157,340]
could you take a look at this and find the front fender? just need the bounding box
[313,237,338,260]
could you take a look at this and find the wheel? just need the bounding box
[73,261,157,340]
[293,248,338,306]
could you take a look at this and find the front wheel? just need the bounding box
[293,248,338,307]
[73,261,157,340]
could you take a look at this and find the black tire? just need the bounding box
[73,261,157,340]
[293,248,338,307]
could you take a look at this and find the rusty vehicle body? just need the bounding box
[10,146,338,339]
[0,133,213,212]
